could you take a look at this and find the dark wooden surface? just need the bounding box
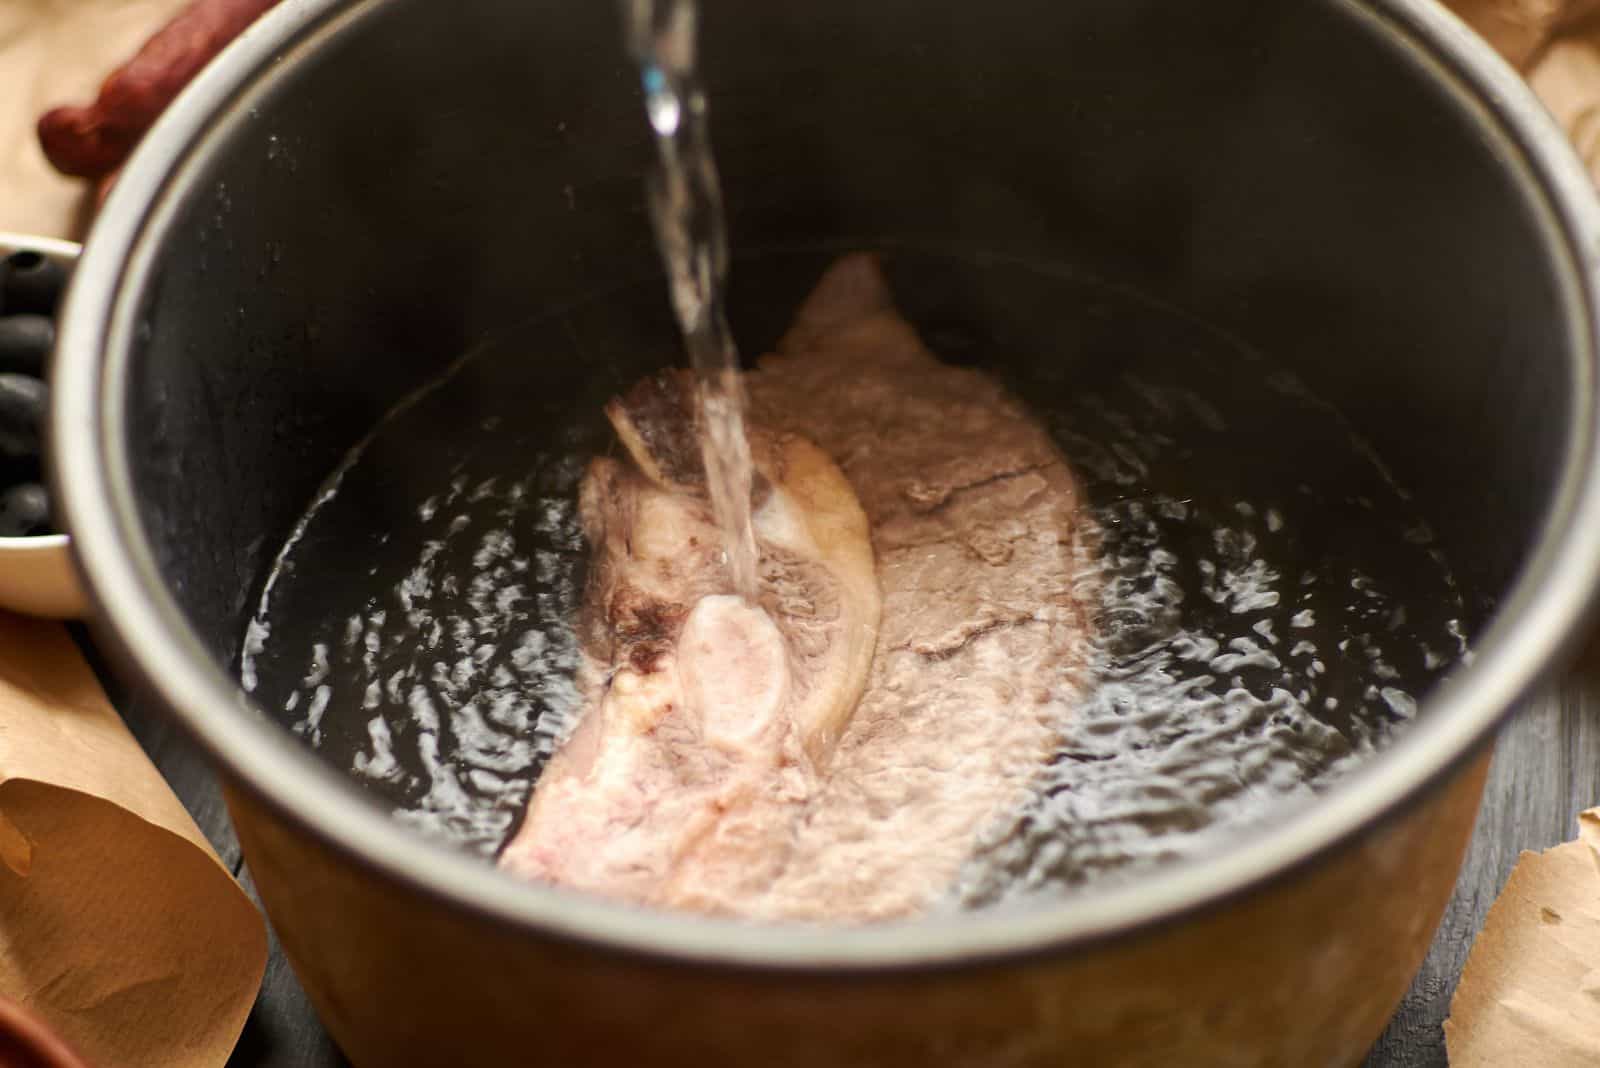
[103,632,1600,1067]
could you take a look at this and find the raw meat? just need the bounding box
[500,254,1097,921]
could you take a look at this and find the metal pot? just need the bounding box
[48,0,1600,1063]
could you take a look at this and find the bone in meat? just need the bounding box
[497,370,881,906]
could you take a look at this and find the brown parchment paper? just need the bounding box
[0,0,191,239]
[0,613,267,1068]
[1442,809,1600,1065]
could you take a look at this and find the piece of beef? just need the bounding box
[501,254,1096,921]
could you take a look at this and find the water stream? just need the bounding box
[625,0,759,599]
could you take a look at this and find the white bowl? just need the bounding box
[0,533,86,619]
[0,233,86,620]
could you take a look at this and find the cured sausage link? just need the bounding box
[37,0,282,179]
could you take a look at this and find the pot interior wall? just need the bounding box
[121,0,1571,730]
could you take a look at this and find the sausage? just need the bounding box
[37,0,283,179]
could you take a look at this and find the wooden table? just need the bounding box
[99,628,1600,1067]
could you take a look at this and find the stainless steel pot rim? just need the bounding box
[0,233,83,260]
[49,0,1600,969]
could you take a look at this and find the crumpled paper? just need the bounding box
[1442,809,1600,1065]
[0,614,267,1068]
[0,0,190,239]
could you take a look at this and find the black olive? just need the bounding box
[0,251,68,316]
[0,374,46,458]
[0,482,49,537]
[0,315,55,377]
[0,452,40,488]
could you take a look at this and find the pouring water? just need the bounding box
[624,0,759,601]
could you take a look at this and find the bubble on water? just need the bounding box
[354,716,401,782]
[240,619,269,692]
[300,684,331,744]
[1380,688,1418,719]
